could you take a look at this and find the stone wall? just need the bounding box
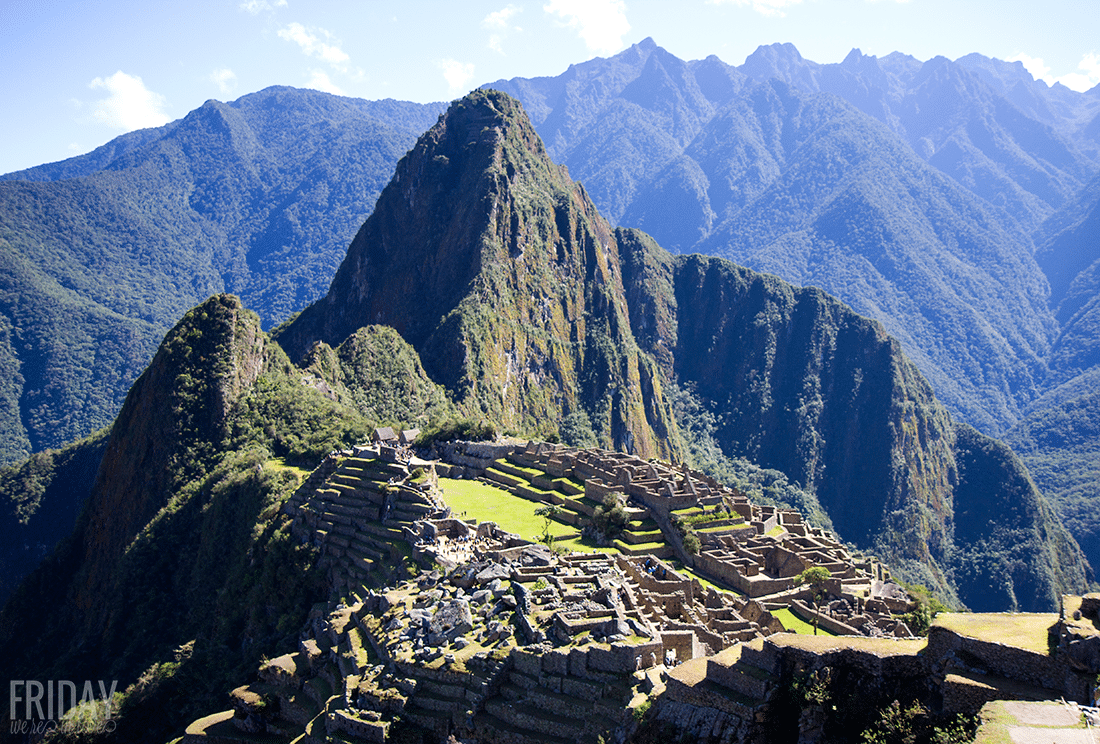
[926,624,1090,702]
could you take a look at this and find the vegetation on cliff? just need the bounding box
[0,294,444,742]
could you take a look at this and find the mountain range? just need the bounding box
[2,40,1100,609]
[0,88,1088,742]
[0,89,444,461]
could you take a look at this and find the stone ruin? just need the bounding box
[484,441,915,638]
[180,439,928,743]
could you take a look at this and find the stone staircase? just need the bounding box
[288,454,447,597]
[663,637,778,719]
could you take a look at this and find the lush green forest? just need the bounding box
[0,88,444,464]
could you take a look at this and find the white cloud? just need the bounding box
[544,0,629,56]
[240,0,286,14]
[438,59,476,93]
[706,0,802,18]
[482,5,522,54]
[1009,53,1051,80]
[484,4,521,28]
[87,71,170,131]
[209,68,237,96]
[278,22,350,71]
[1010,52,1100,93]
[306,70,344,95]
[1058,52,1100,92]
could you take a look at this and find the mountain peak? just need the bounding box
[276,89,674,454]
[276,89,562,356]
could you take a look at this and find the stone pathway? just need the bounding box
[979,701,1100,744]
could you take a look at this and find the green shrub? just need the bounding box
[414,418,497,447]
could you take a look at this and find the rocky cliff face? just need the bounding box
[279,90,680,458]
[615,228,1087,607]
[71,295,267,637]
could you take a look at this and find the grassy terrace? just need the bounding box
[698,523,753,534]
[773,607,837,636]
[768,633,926,656]
[932,613,1058,655]
[265,457,312,483]
[438,477,619,555]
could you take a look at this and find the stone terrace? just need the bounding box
[479,441,911,636]
[284,445,449,599]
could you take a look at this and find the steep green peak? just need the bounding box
[395,88,560,196]
[275,88,583,360]
[74,294,268,619]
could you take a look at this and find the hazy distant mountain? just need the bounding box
[0,88,444,462]
[1008,172,1100,568]
[487,39,1100,435]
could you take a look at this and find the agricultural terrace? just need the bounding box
[436,477,614,554]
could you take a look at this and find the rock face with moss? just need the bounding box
[279,90,1087,610]
[278,91,680,459]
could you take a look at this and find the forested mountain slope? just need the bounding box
[487,38,1098,436]
[1009,172,1100,571]
[0,88,444,463]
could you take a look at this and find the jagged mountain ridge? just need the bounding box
[279,89,1087,610]
[487,39,1097,437]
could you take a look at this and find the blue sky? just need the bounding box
[3,0,1098,175]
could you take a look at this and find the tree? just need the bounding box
[535,504,562,547]
[592,494,629,542]
[796,566,831,635]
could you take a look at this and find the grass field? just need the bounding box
[932,613,1058,655]
[773,607,837,635]
[438,477,579,541]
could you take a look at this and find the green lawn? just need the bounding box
[265,457,312,482]
[492,459,545,478]
[438,477,578,543]
[773,607,837,635]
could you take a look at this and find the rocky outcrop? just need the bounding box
[74,294,267,626]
